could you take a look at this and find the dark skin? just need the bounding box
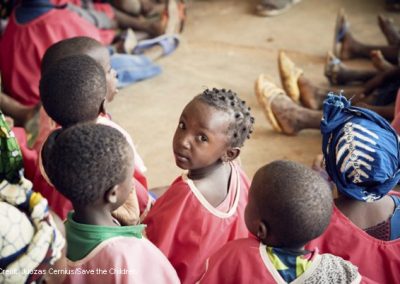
[173,98,240,207]
[245,172,305,252]
[335,193,395,230]
[71,160,134,226]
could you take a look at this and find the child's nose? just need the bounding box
[180,134,191,149]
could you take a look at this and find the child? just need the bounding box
[0,0,105,107]
[200,160,363,283]
[39,53,151,221]
[0,111,66,284]
[307,94,400,283]
[45,123,179,283]
[144,88,255,283]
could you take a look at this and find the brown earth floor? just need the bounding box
[108,0,400,189]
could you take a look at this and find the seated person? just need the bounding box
[307,93,400,283]
[0,111,66,284]
[144,88,255,283]
[45,123,179,283]
[200,160,364,283]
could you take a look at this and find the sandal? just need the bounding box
[256,0,302,17]
[324,51,342,85]
[254,74,285,133]
[333,9,349,58]
[278,51,303,103]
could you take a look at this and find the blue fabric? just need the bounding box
[133,34,180,57]
[15,0,55,23]
[110,54,162,88]
[390,195,400,240]
[321,93,400,202]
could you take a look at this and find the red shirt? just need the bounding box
[144,162,250,284]
[0,8,102,106]
[307,191,400,284]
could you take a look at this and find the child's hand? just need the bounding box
[112,186,140,226]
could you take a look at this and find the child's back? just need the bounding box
[200,160,364,284]
[144,88,255,283]
[307,94,400,283]
[0,1,104,106]
[46,123,179,283]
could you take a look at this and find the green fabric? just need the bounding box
[0,111,23,183]
[65,212,145,261]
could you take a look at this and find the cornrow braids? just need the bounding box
[197,88,255,147]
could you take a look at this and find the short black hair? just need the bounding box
[41,36,102,74]
[252,160,333,248]
[46,123,133,206]
[196,88,255,147]
[40,54,106,128]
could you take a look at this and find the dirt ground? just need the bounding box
[108,0,400,189]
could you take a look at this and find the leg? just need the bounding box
[113,8,163,37]
[335,12,400,63]
[324,52,378,85]
[342,33,399,63]
[298,75,328,110]
[270,93,322,134]
[378,14,400,46]
[370,50,397,71]
[255,75,322,135]
[354,102,395,121]
[0,94,39,127]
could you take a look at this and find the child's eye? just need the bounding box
[197,135,208,142]
[178,122,185,129]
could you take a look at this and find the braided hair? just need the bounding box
[196,88,255,147]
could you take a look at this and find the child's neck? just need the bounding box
[73,206,117,227]
[189,161,232,207]
[188,160,227,180]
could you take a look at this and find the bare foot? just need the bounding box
[378,14,400,46]
[335,14,359,60]
[370,50,395,71]
[298,75,324,110]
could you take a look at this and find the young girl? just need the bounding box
[307,94,400,283]
[144,88,255,283]
[45,123,179,283]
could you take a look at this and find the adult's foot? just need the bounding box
[370,50,395,71]
[334,11,359,59]
[378,14,400,46]
[324,52,350,85]
[278,51,303,102]
[298,75,325,110]
[255,75,302,135]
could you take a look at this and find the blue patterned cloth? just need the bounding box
[321,93,400,202]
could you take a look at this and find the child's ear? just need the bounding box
[99,98,106,114]
[257,221,268,242]
[222,147,240,162]
[105,185,118,204]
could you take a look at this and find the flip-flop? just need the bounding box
[324,51,342,85]
[278,51,303,103]
[333,9,349,57]
[256,0,302,17]
[254,74,285,133]
[133,34,180,57]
